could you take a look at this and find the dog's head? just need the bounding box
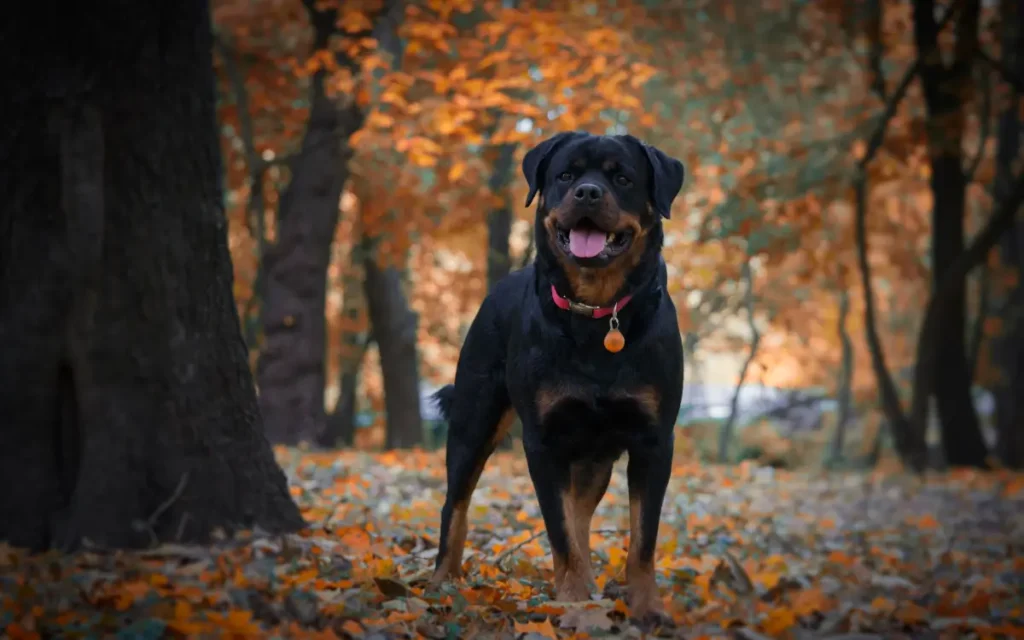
[523,132,684,304]
[524,132,684,268]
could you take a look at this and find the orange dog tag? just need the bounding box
[603,305,624,353]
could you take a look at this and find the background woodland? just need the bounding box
[214,0,1023,471]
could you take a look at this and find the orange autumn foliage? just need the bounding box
[212,0,1006,442]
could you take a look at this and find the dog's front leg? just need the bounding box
[625,441,673,621]
[526,448,612,601]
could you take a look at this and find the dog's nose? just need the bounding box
[573,183,603,203]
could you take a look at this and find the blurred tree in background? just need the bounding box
[210,0,1023,470]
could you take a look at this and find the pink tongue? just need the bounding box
[569,228,606,258]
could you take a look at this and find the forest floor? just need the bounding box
[2,448,1023,639]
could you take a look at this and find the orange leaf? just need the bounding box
[448,162,466,182]
[341,620,364,636]
[530,604,567,616]
[761,607,797,635]
[513,619,557,639]
[895,602,930,625]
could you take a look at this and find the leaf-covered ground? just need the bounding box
[3,448,1023,639]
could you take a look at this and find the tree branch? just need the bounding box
[965,60,993,181]
[858,0,964,170]
[867,0,887,100]
[968,263,990,381]
[214,34,266,235]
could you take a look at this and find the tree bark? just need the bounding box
[0,0,304,550]
[992,0,1024,469]
[364,251,423,449]
[255,4,365,446]
[911,0,990,467]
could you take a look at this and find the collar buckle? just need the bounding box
[567,300,599,316]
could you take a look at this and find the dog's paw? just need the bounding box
[427,565,462,589]
[627,581,669,627]
[555,570,594,602]
[633,608,674,631]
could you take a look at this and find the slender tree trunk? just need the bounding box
[912,0,989,467]
[486,142,517,448]
[852,1,966,472]
[214,35,268,353]
[318,251,371,448]
[830,288,855,463]
[866,0,887,99]
[256,4,365,445]
[718,261,759,463]
[487,143,517,291]
[364,251,423,449]
[854,175,926,468]
[321,338,371,448]
[0,0,303,550]
[993,0,1024,468]
[348,0,421,450]
[968,264,990,381]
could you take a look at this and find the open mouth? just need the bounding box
[555,219,633,262]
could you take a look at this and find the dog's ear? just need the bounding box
[641,143,685,219]
[623,136,685,219]
[522,131,582,208]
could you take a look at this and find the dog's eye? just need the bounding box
[558,172,573,182]
[614,174,632,187]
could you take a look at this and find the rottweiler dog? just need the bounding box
[429,131,685,621]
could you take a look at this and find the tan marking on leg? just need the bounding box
[430,408,517,586]
[490,408,516,449]
[430,503,469,585]
[626,493,663,618]
[554,463,611,602]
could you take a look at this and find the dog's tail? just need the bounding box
[432,384,456,422]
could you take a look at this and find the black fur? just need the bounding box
[432,132,686,616]
[432,384,456,422]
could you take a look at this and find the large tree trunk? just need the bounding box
[0,0,304,551]
[992,0,1024,469]
[256,5,364,446]
[912,0,990,467]
[364,252,423,449]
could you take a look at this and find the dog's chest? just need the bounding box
[523,384,661,460]
[505,339,663,457]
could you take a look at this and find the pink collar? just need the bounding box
[550,285,632,318]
